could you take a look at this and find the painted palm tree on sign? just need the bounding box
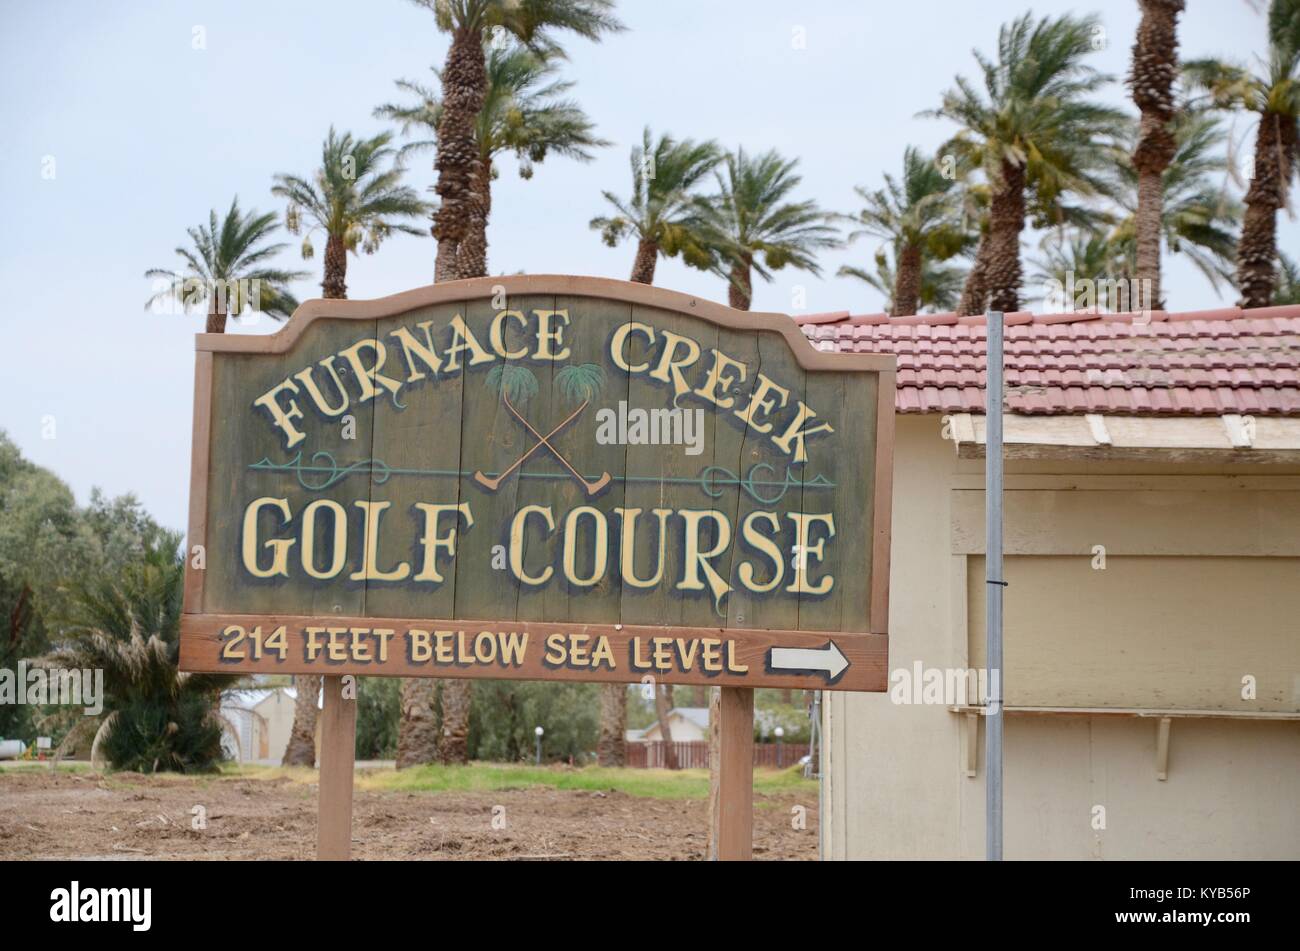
[375,41,607,278]
[843,147,971,316]
[144,199,306,333]
[591,127,722,284]
[407,0,623,282]
[1128,0,1187,310]
[272,128,430,300]
[925,13,1128,314]
[1185,0,1300,307]
[698,147,840,311]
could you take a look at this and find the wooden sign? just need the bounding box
[179,276,893,692]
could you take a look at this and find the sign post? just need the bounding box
[317,675,356,860]
[985,310,1004,862]
[710,685,754,860]
[179,276,894,860]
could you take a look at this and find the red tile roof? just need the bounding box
[796,306,1300,416]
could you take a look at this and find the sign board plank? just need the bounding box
[179,276,893,692]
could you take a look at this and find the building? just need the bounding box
[799,304,1300,860]
[630,707,710,743]
[219,687,300,764]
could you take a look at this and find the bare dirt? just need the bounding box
[0,770,818,861]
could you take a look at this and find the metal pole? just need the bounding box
[985,310,1004,861]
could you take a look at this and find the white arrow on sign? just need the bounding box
[767,641,850,682]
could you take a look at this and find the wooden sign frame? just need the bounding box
[178,275,895,860]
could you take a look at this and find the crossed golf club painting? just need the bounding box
[473,362,611,497]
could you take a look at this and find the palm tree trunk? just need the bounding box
[457,157,492,279]
[434,26,488,283]
[630,237,658,284]
[705,686,720,857]
[395,678,439,769]
[1129,0,1184,311]
[1237,113,1292,308]
[204,290,227,334]
[438,678,471,764]
[958,232,990,316]
[654,685,678,769]
[596,683,626,765]
[985,161,1026,314]
[285,252,346,763]
[728,254,753,311]
[892,243,923,316]
[282,675,321,766]
[1134,169,1166,310]
[322,233,347,300]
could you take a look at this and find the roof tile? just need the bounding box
[796,304,1300,416]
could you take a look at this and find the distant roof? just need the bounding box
[221,689,277,710]
[221,686,308,710]
[630,708,712,740]
[796,305,1300,417]
[667,707,710,730]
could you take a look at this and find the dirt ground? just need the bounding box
[0,770,818,860]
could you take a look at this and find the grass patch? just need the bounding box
[224,762,815,800]
[0,761,92,774]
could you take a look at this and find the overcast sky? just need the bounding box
[1,0,1288,532]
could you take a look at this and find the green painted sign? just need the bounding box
[180,277,893,691]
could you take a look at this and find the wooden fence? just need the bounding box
[626,740,809,770]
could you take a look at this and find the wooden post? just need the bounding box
[317,675,356,860]
[708,686,754,860]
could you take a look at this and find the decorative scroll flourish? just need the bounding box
[249,453,835,503]
[696,463,833,504]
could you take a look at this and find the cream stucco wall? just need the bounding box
[255,689,297,763]
[822,414,1300,860]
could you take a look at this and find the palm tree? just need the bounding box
[843,147,971,316]
[376,41,607,278]
[1112,107,1243,293]
[1274,252,1300,303]
[1029,107,1242,314]
[925,13,1128,314]
[597,683,626,766]
[37,533,234,772]
[395,679,441,769]
[1129,0,1187,310]
[697,147,840,311]
[840,247,968,313]
[1185,0,1300,307]
[407,0,623,281]
[1030,231,1133,311]
[271,129,427,766]
[144,199,305,333]
[653,684,678,769]
[272,127,430,300]
[591,127,722,284]
[375,50,603,767]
